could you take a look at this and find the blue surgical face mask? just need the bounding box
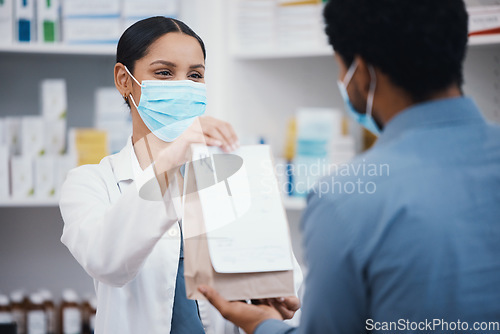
[337,60,381,136]
[125,66,207,142]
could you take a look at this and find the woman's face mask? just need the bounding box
[337,60,381,136]
[125,66,207,142]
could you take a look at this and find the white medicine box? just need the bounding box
[62,0,121,44]
[0,0,14,44]
[4,117,21,156]
[40,79,67,120]
[34,156,56,198]
[468,6,500,35]
[0,145,9,199]
[37,0,61,42]
[11,155,34,199]
[122,0,179,31]
[44,119,66,156]
[21,116,45,157]
[14,0,36,42]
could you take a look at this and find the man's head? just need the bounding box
[324,0,469,127]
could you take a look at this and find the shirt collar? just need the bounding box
[111,136,185,183]
[130,138,143,180]
[377,96,485,145]
[109,136,135,183]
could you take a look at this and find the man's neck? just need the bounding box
[376,85,462,127]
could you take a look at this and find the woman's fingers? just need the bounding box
[204,136,223,147]
[199,116,239,151]
[216,121,239,150]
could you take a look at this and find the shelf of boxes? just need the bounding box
[230,1,500,60]
[231,33,500,60]
[1,11,498,58]
[0,43,116,56]
[231,44,333,60]
[0,0,180,54]
[0,32,498,58]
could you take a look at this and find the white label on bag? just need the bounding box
[90,314,96,331]
[0,311,13,323]
[63,307,82,334]
[12,309,25,333]
[46,308,56,333]
[27,310,46,334]
[191,145,294,273]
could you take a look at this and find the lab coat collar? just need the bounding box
[109,136,135,183]
[377,96,485,145]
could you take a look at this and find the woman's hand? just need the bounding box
[199,116,239,152]
[153,118,206,176]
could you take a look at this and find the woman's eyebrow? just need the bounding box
[150,60,176,67]
[190,64,205,70]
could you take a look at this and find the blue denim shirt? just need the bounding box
[256,97,500,333]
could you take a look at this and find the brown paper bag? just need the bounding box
[182,160,295,301]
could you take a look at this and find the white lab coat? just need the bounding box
[60,138,303,334]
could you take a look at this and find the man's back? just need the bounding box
[300,97,500,333]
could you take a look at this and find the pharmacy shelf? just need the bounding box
[0,198,59,208]
[283,196,307,211]
[1,35,498,59]
[468,34,500,46]
[231,45,333,60]
[231,34,500,60]
[0,43,116,56]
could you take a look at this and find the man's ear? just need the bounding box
[352,56,373,98]
[114,63,131,100]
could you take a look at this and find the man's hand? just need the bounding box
[199,116,239,152]
[256,297,301,320]
[199,285,299,334]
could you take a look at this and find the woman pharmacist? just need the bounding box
[59,17,302,334]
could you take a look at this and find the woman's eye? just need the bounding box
[189,73,203,79]
[155,70,172,77]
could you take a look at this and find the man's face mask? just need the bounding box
[337,60,381,136]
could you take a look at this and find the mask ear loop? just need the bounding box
[128,94,139,109]
[343,59,359,87]
[124,66,143,109]
[366,65,377,117]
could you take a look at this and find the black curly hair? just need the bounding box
[324,0,469,102]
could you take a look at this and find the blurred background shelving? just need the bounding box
[1,0,499,300]
[0,43,117,55]
[0,197,307,210]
